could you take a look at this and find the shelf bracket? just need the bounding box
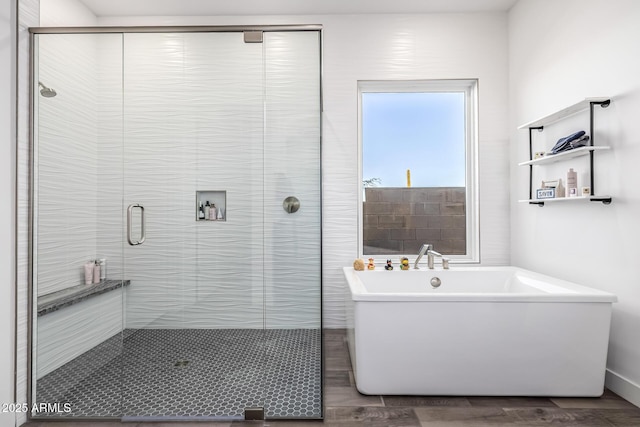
[590,197,612,205]
[527,126,544,202]
[588,101,611,196]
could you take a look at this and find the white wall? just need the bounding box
[509,0,640,406]
[1,0,17,424]
[26,10,511,329]
[16,3,510,421]
[40,0,96,26]
[99,13,511,327]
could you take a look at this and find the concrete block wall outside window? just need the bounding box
[363,187,466,256]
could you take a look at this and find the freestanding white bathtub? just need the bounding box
[343,266,617,396]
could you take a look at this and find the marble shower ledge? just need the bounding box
[37,279,130,317]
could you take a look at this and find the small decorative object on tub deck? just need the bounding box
[353,259,365,271]
[367,258,375,270]
[400,257,410,270]
[385,259,393,270]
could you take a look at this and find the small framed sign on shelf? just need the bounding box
[536,188,555,199]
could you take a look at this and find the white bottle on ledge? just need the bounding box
[567,168,578,197]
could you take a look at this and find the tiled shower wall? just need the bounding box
[35,33,125,378]
[35,34,99,296]
[35,31,321,333]
[120,32,321,329]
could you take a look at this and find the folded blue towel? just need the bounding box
[549,130,587,154]
[550,134,589,154]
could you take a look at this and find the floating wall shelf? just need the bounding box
[518,195,612,206]
[517,97,611,129]
[518,98,612,206]
[518,146,610,167]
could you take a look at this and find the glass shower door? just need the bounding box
[262,31,322,419]
[120,31,268,420]
[31,32,126,419]
[31,27,322,422]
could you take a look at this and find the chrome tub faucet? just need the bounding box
[414,243,432,269]
[415,243,450,269]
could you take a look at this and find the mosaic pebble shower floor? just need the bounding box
[36,328,321,420]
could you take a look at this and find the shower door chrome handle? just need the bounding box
[127,204,146,246]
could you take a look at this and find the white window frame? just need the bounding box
[357,79,479,264]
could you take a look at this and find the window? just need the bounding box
[358,80,478,263]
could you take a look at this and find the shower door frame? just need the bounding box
[27,24,324,422]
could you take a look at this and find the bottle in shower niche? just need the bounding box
[204,201,211,220]
[198,201,205,220]
[210,203,217,220]
[216,205,224,220]
[567,168,578,197]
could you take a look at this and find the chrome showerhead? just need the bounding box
[38,81,57,98]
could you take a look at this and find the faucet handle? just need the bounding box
[442,258,450,269]
[419,243,432,253]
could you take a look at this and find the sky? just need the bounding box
[362,92,466,188]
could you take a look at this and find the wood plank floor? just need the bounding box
[25,329,640,427]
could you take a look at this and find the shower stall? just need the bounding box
[30,27,322,421]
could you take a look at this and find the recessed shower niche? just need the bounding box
[196,190,226,221]
[30,27,322,422]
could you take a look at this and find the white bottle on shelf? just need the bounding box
[556,179,565,198]
[204,201,211,219]
[567,168,578,197]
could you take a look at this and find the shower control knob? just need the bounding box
[430,277,442,288]
[283,196,300,213]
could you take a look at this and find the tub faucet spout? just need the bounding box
[414,244,433,269]
[427,249,442,269]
